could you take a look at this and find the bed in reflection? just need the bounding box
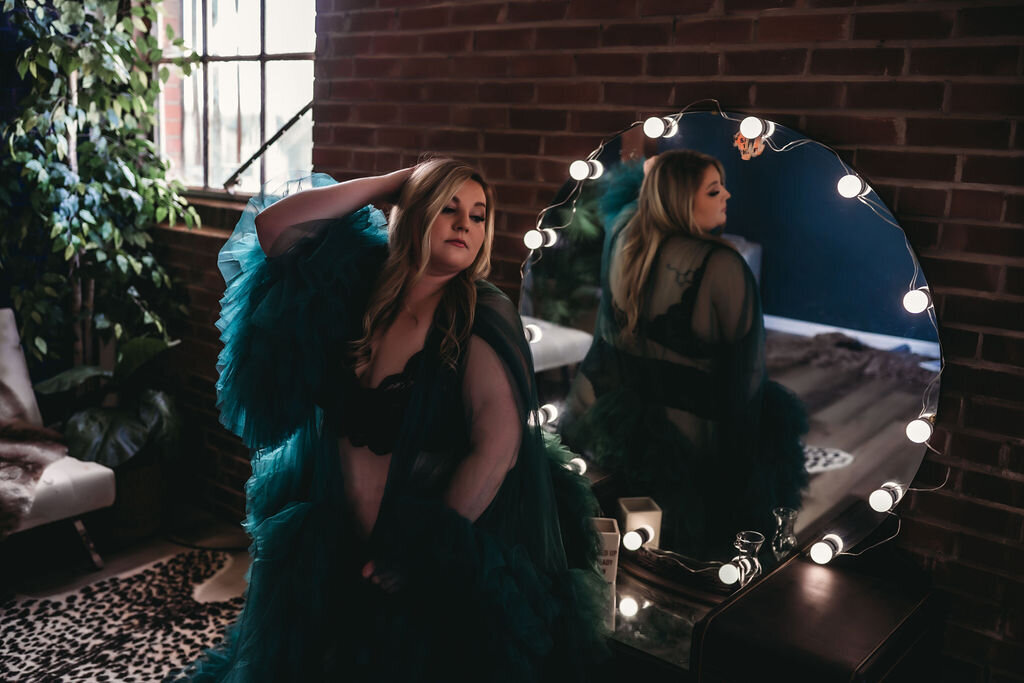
[523,309,940,545]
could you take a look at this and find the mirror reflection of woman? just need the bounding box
[183,159,606,681]
[562,149,808,559]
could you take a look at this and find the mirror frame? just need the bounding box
[521,101,944,590]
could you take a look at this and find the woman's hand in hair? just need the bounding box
[254,166,418,257]
[381,166,417,205]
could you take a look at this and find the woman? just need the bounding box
[562,150,808,559]
[184,159,606,682]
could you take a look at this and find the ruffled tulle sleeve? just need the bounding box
[214,174,388,450]
[598,160,644,230]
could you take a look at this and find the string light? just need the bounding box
[837,174,870,199]
[869,482,904,513]
[523,226,559,251]
[568,159,604,181]
[529,100,946,564]
[809,533,844,565]
[524,323,543,344]
[567,457,587,475]
[523,229,543,250]
[529,404,559,427]
[642,116,678,139]
[622,525,655,551]
[906,413,935,444]
[718,556,760,586]
[718,562,741,585]
[903,287,931,314]
[619,596,639,618]
[739,116,775,140]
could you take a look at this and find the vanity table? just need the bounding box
[599,545,944,683]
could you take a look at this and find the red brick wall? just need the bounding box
[155,221,249,520]
[158,0,1023,678]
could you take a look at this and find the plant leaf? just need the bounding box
[65,407,149,467]
[138,389,179,443]
[34,365,112,394]
[114,336,170,381]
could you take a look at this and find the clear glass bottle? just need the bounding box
[771,506,799,560]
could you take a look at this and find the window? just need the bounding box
[156,0,315,194]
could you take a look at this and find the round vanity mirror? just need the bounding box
[520,110,941,570]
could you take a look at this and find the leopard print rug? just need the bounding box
[0,550,244,682]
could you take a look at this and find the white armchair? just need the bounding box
[0,308,115,569]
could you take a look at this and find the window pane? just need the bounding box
[158,0,203,56]
[265,61,313,182]
[207,0,260,57]
[209,62,261,192]
[266,0,316,54]
[160,63,205,188]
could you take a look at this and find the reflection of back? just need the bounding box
[561,161,809,559]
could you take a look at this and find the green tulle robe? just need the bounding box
[179,175,607,682]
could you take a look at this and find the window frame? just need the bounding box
[157,0,315,194]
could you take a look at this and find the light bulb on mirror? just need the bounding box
[619,596,639,618]
[540,227,558,248]
[718,562,741,585]
[809,533,844,565]
[643,116,678,139]
[539,403,559,425]
[568,160,590,181]
[622,524,654,551]
[523,323,543,344]
[869,481,904,513]
[906,414,935,444]
[566,457,587,475]
[568,159,603,181]
[837,174,869,199]
[523,229,543,250]
[902,287,931,314]
[739,116,775,140]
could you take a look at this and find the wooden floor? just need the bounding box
[768,358,933,536]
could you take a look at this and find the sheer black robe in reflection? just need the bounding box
[562,165,808,559]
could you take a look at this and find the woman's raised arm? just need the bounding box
[254,167,413,257]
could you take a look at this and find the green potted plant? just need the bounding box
[1,0,200,546]
[0,0,200,371]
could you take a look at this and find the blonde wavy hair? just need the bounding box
[613,149,729,337]
[351,158,495,369]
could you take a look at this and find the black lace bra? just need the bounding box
[338,350,422,455]
[319,348,467,457]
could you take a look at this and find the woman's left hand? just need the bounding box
[361,560,405,594]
